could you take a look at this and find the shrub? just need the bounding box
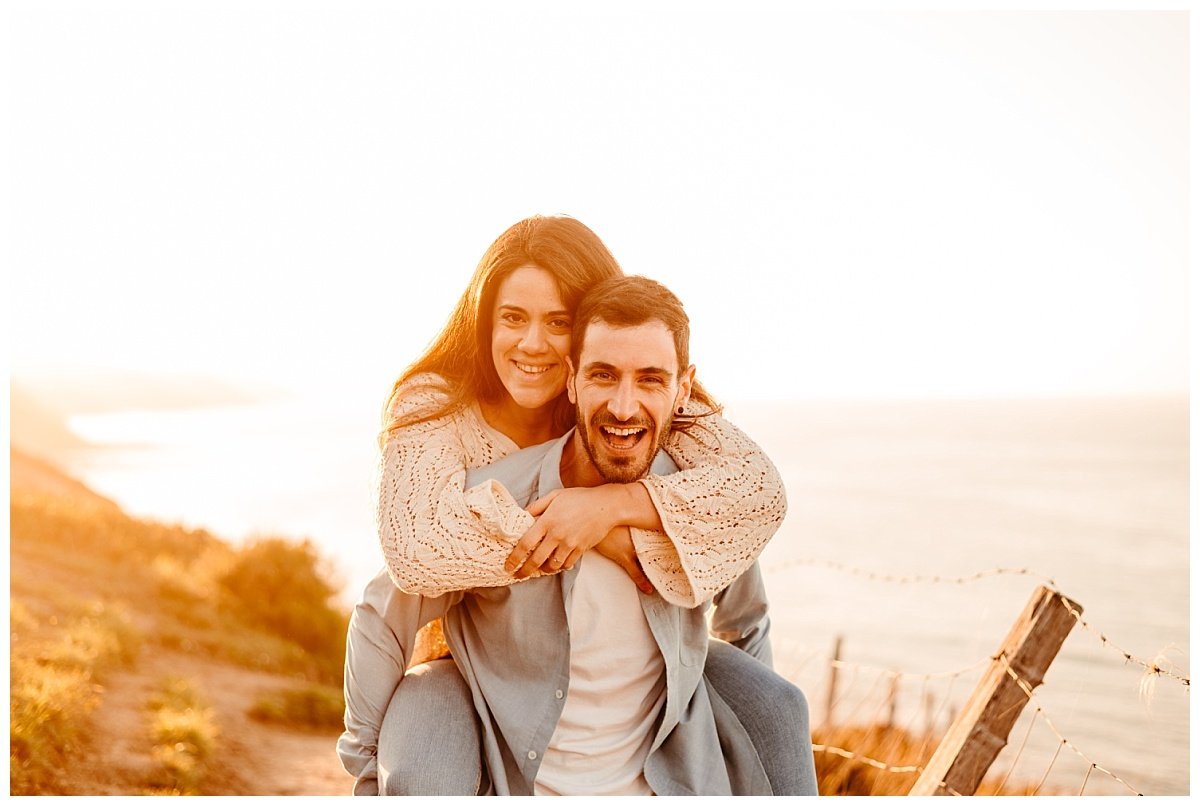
[10,493,223,570]
[48,606,141,675]
[9,659,97,794]
[249,683,346,730]
[218,538,347,666]
[9,602,138,794]
[146,677,219,795]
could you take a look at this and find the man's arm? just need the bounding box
[708,560,773,667]
[338,569,461,794]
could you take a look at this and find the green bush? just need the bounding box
[218,538,347,664]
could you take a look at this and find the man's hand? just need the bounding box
[504,487,619,578]
[593,526,655,595]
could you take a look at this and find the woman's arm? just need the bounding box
[635,406,787,606]
[376,376,539,594]
[507,403,786,607]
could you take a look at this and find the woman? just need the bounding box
[339,215,812,795]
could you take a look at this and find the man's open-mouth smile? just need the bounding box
[599,423,649,451]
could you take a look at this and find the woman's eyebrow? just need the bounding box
[496,304,569,318]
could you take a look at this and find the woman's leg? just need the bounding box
[704,640,819,795]
[377,659,486,795]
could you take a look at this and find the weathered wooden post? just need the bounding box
[823,634,843,727]
[885,672,899,727]
[908,586,1081,796]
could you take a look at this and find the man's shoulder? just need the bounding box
[464,438,560,506]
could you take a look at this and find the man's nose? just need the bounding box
[606,381,639,421]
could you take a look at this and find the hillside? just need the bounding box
[10,385,88,462]
[9,448,355,795]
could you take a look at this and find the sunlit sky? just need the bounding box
[9,3,1190,406]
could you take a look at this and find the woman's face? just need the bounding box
[490,265,573,412]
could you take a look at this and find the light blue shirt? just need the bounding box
[339,430,773,795]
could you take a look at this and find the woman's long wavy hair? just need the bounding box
[383,215,625,436]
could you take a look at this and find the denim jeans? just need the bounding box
[377,659,488,795]
[375,643,817,796]
[703,639,819,795]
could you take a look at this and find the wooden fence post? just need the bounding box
[908,585,1081,796]
[824,634,843,727]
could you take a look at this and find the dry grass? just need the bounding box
[11,490,347,681]
[145,677,220,794]
[812,721,1048,795]
[813,722,929,795]
[10,485,350,795]
[10,600,141,794]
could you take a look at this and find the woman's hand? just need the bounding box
[504,486,625,578]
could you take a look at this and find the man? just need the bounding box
[339,276,816,795]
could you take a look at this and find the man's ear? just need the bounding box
[675,364,696,411]
[566,358,578,404]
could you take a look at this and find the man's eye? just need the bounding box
[641,376,666,386]
[591,372,614,382]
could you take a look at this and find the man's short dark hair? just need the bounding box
[570,275,691,374]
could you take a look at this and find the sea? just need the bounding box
[61,394,1189,795]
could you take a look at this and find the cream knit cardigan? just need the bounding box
[376,374,787,607]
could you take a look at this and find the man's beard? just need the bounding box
[575,407,674,484]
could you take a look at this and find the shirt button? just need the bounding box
[554,689,564,699]
[527,750,538,760]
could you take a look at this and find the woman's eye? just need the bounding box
[549,318,571,330]
[500,312,523,325]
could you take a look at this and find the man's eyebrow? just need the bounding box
[583,361,674,378]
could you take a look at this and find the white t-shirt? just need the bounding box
[533,551,667,796]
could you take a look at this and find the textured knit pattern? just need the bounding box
[376,373,787,607]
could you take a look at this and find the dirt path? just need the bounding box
[71,648,354,796]
[12,450,356,796]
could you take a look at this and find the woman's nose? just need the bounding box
[518,323,548,353]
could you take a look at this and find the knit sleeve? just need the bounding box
[631,405,787,607]
[375,376,535,595]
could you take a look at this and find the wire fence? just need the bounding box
[764,558,1189,796]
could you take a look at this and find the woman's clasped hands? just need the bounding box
[503,485,656,595]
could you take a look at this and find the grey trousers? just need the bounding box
[376,642,818,796]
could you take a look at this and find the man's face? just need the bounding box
[567,320,695,484]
